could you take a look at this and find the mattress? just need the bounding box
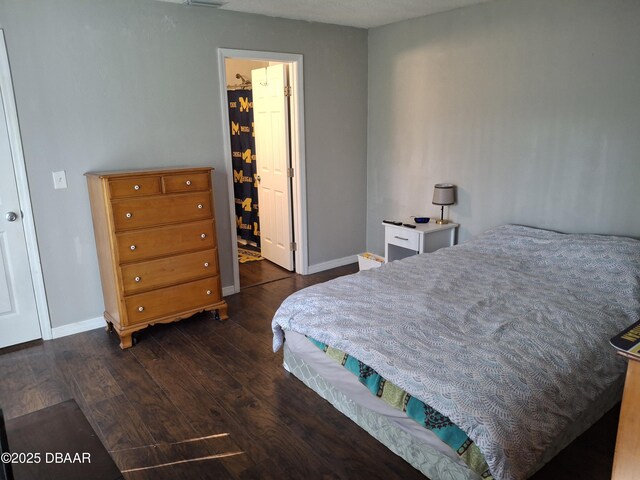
[273,225,640,479]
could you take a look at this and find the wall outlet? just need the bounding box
[52,170,67,190]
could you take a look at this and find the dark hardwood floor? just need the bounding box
[0,264,619,479]
[239,257,294,289]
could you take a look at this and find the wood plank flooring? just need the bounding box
[6,399,123,480]
[239,257,294,289]
[0,264,620,479]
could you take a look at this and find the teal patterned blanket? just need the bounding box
[308,336,492,478]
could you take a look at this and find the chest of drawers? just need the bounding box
[85,167,228,348]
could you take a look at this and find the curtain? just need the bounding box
[228,89,260,246]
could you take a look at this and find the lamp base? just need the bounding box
[435,219,449,225]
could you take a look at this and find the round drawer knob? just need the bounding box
[204,262,209,268]
[186,180,192,186]
[130,245,136,251]
[206,290,212,295]
[138,306,144,312]
[134,276,141,282]
[126,212,132,218]
[197,204,203,209]
[133,185,140,191]
[200,233,207,239]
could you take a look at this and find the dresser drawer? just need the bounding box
[112,192,212,231]
[109,176,162,198]
[385,225,420,251]
[116,220,215,263]
[163,172,210,193]
[121,249,219,294]
[124,276,221,325]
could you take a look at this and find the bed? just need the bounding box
[271,225,640,480]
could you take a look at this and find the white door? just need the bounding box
[251,64,294,270]
[0,64,41,348]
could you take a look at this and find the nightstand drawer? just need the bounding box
[385,226,420,251]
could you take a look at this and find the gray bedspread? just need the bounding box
[271,225,640,480]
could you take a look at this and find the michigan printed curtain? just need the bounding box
[228,89,260,246]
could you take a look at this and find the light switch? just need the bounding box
[52,170,67,190]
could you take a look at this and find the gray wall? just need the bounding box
[367,0,640,255]
[0,0,367,328]
[224,58,268,87]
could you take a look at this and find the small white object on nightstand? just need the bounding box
[383,221,458,262]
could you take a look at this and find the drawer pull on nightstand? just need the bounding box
[133,185,140,191]
[185,180,192,186]
[204,262,209,268]
[134,276,141,282]
[138,306,144,312]
[126,212,132,218]
[206,290,212,295]
[197,204,203,209]
[200,233,207,239]
[130,245,137,251]
[394,236,409,241]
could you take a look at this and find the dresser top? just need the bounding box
[84,166,213,179]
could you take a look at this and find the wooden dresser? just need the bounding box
[85,167,228,349]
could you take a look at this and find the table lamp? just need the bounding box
[432,183,455,224]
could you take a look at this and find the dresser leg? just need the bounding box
[119,333,133,349]
[214,304,229,321]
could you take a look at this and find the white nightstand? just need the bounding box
[383,221,459,262]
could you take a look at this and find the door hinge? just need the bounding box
[290,242,297,252]
[287,167,294,178]
[284,85,292,97]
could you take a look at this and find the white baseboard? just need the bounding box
[49,288,239,339]
[51,316,105,339]
[307,254,358,275]
[222,285,237,297]
[50,260,352,339]
[223,255,355,295]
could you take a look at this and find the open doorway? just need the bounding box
[226,57,292,289]
[218,49,308,292]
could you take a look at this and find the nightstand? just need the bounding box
[383,221,458,262]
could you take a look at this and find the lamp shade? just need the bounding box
[432,183,455,205]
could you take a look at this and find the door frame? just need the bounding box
[217,48,308,294]
[0,30,52,340]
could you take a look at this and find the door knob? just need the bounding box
[5,212,18,222]
[256,175,261,183]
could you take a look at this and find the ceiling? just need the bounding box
[156,0,494,29]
